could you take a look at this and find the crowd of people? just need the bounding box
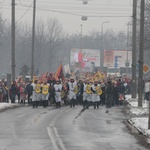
[0,72,149,110]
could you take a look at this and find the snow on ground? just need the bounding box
[126,94,150,139]
[0,102,20,111]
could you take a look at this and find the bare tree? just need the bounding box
[46,18,63,71]
[144,0,150,50]
[35,19,47,74]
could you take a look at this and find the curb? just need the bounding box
[0,104,24,113]
[127,119,150,141]
[125,119,150,148]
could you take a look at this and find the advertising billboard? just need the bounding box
[70,48,100,72]
[103,50,132,68]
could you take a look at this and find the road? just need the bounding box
[0,105,148,150]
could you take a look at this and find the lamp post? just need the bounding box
[100,21,109,71]
[31,0,36,79]
[80,24,83,50]
[11,0,16,81]
[126,22,132,74]
[132,0,137,98]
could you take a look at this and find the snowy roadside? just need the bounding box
[0,102,23,112]
[126,94,150,141]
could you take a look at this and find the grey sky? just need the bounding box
[1,0,133,35]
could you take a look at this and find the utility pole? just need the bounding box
[126,22,130,74]
[138,0,145,107]
[31,0,36,79]
[100,21,109,71]
[80,24,83,50]
[11,0,16,81]
[132,0,137,98]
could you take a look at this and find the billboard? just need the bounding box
[103,50,132,68]
[70,48,100,72]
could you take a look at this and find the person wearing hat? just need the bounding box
[91,80,100,109]
[31,79,38,108]
[41,78,50,108]
[76,79,84,105]
[112,82,119,106]
[25,80,33,105]
[54,80,63,108]
[106,80,113,108]
[68,77,77,108]
[83,79,92,109]
[100,82,106,106]
[10,81,18,103]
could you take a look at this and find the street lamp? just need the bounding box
[31,0,36,79]
[100,21,109,71]
[126,22,132,74]
[11,0,16,81]
[80,24,83,50]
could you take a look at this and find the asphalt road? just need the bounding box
[0,105,148,150]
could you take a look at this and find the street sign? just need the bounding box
[143,64,150,74]
[20,65,29,75]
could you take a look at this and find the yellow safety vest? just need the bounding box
[42,85,49,95]
[85,84,92,94]
[35,84,41,93]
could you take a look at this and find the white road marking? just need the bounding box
[47,126,67,150]
[47,127,59,150]
[53,127,67,150]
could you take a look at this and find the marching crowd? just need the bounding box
[0,73,149,109]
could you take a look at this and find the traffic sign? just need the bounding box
[143,64,150,74]
[114,62,118,68]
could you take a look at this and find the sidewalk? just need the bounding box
[0,102,23,112]
[126,94,150,141]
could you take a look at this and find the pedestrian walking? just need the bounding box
[106,80,113,108]
[68,78,77,108]
[54,80,63,108]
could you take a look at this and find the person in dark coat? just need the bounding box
[76,80,84,105]
[100,82,106,106]
[106,80,113,108]
[118,82,125,105]
[10,81,18,103]
[25,80,33,105]
[113,82,119,106]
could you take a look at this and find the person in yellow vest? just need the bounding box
[84,79,92,109]
[41,79,50,108]
[35,80,42,108]
[91,80,101,109]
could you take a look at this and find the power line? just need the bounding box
[17,0,32,7]
[2,6,131,18]
[15,3,32,23]
[2,5,132,13]
[16,2,132,12]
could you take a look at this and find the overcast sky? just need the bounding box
[1,0,133,35]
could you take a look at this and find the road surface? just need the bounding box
[0,105,148,150]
